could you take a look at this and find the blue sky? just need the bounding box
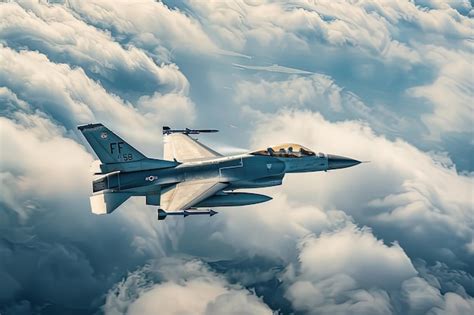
[0,1,473,314]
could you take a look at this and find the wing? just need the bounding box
[160,179,227,211]
[163,133,222,162]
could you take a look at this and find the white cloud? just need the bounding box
[402,277,444,314]
[67,0,219,55]
[196,0,473,136]
[136,92,196,124]
[401,276,474,315]
[415,0,472,14]
[0,1,472,312]
[283,226,474,315]
[103,258,272,315]
[209,192,349,261]
[408,46,474,138]
[189,0,471,57]
[295,227,417,288]
[0,0,188,94]
[188,0,426,64]
[284,226,414,315]
[359,0,472,38]
[0,46,195,156]
[244,110,473,268]
[0,112,93,217]
[0,110,184,311]
[234,74,369,114]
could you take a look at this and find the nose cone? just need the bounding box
[327,154,361,170]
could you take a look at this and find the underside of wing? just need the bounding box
[160,179,227,211]
[163,133,222,162]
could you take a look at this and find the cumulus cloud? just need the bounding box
[193,0,472,140]
[0,0,189,95]
[189,0,471,60]
[103,258,273,315]
[284,226,413,314]
[172,106,471,312]
[0,46,195,156]
[0,110,93,215]
[401,276,474,315]
[233,74,406,135]
[189,0,423,63]
[67,0,219,55]
[1,0,472,313]
[244,110,473,270]
[284,226,473,315]
[408,46,474,138]
[293,227,417,288]
[209,192,349,261]
[0,101,182,313]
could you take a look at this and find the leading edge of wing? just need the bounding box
[163,133,222,162]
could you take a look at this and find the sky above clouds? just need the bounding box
[0,1,473,314]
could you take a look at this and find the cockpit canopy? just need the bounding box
[251,143,317,158]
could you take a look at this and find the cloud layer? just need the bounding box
[0,0,472,314]
[103,258,272,315]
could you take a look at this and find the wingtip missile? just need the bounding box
[162,127,219,135]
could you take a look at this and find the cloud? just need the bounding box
[170,108,472,313]
[103,258,273,315]
[284,226,414,315]
[408,46,474,138]
[67,0,219,55]
[188,0,426,64]
[415,0,473,15]
[136,92,196,123]
[401,277,474,315]
[0,46,195,156]
[190,0,471,56]
[0,1,472,313]
[284,226,474,315]
[208,193,349,261]
[233,74,403,131]
[193,0,473,139]
[244,110,473,271]
[0,110,93,216]
[0,104,183,312]
[293,226,417,289]
[0,0,188,95]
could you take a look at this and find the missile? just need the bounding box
[163,126,218,135]
[157,209,218,220]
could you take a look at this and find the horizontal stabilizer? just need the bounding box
[90,192,132,215]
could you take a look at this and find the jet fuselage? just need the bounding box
[93,153,358,204]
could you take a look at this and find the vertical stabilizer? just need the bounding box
[78,123,146,164]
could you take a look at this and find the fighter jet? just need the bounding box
[78,124,361,220]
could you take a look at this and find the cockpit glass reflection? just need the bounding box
[251,143,316,158]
